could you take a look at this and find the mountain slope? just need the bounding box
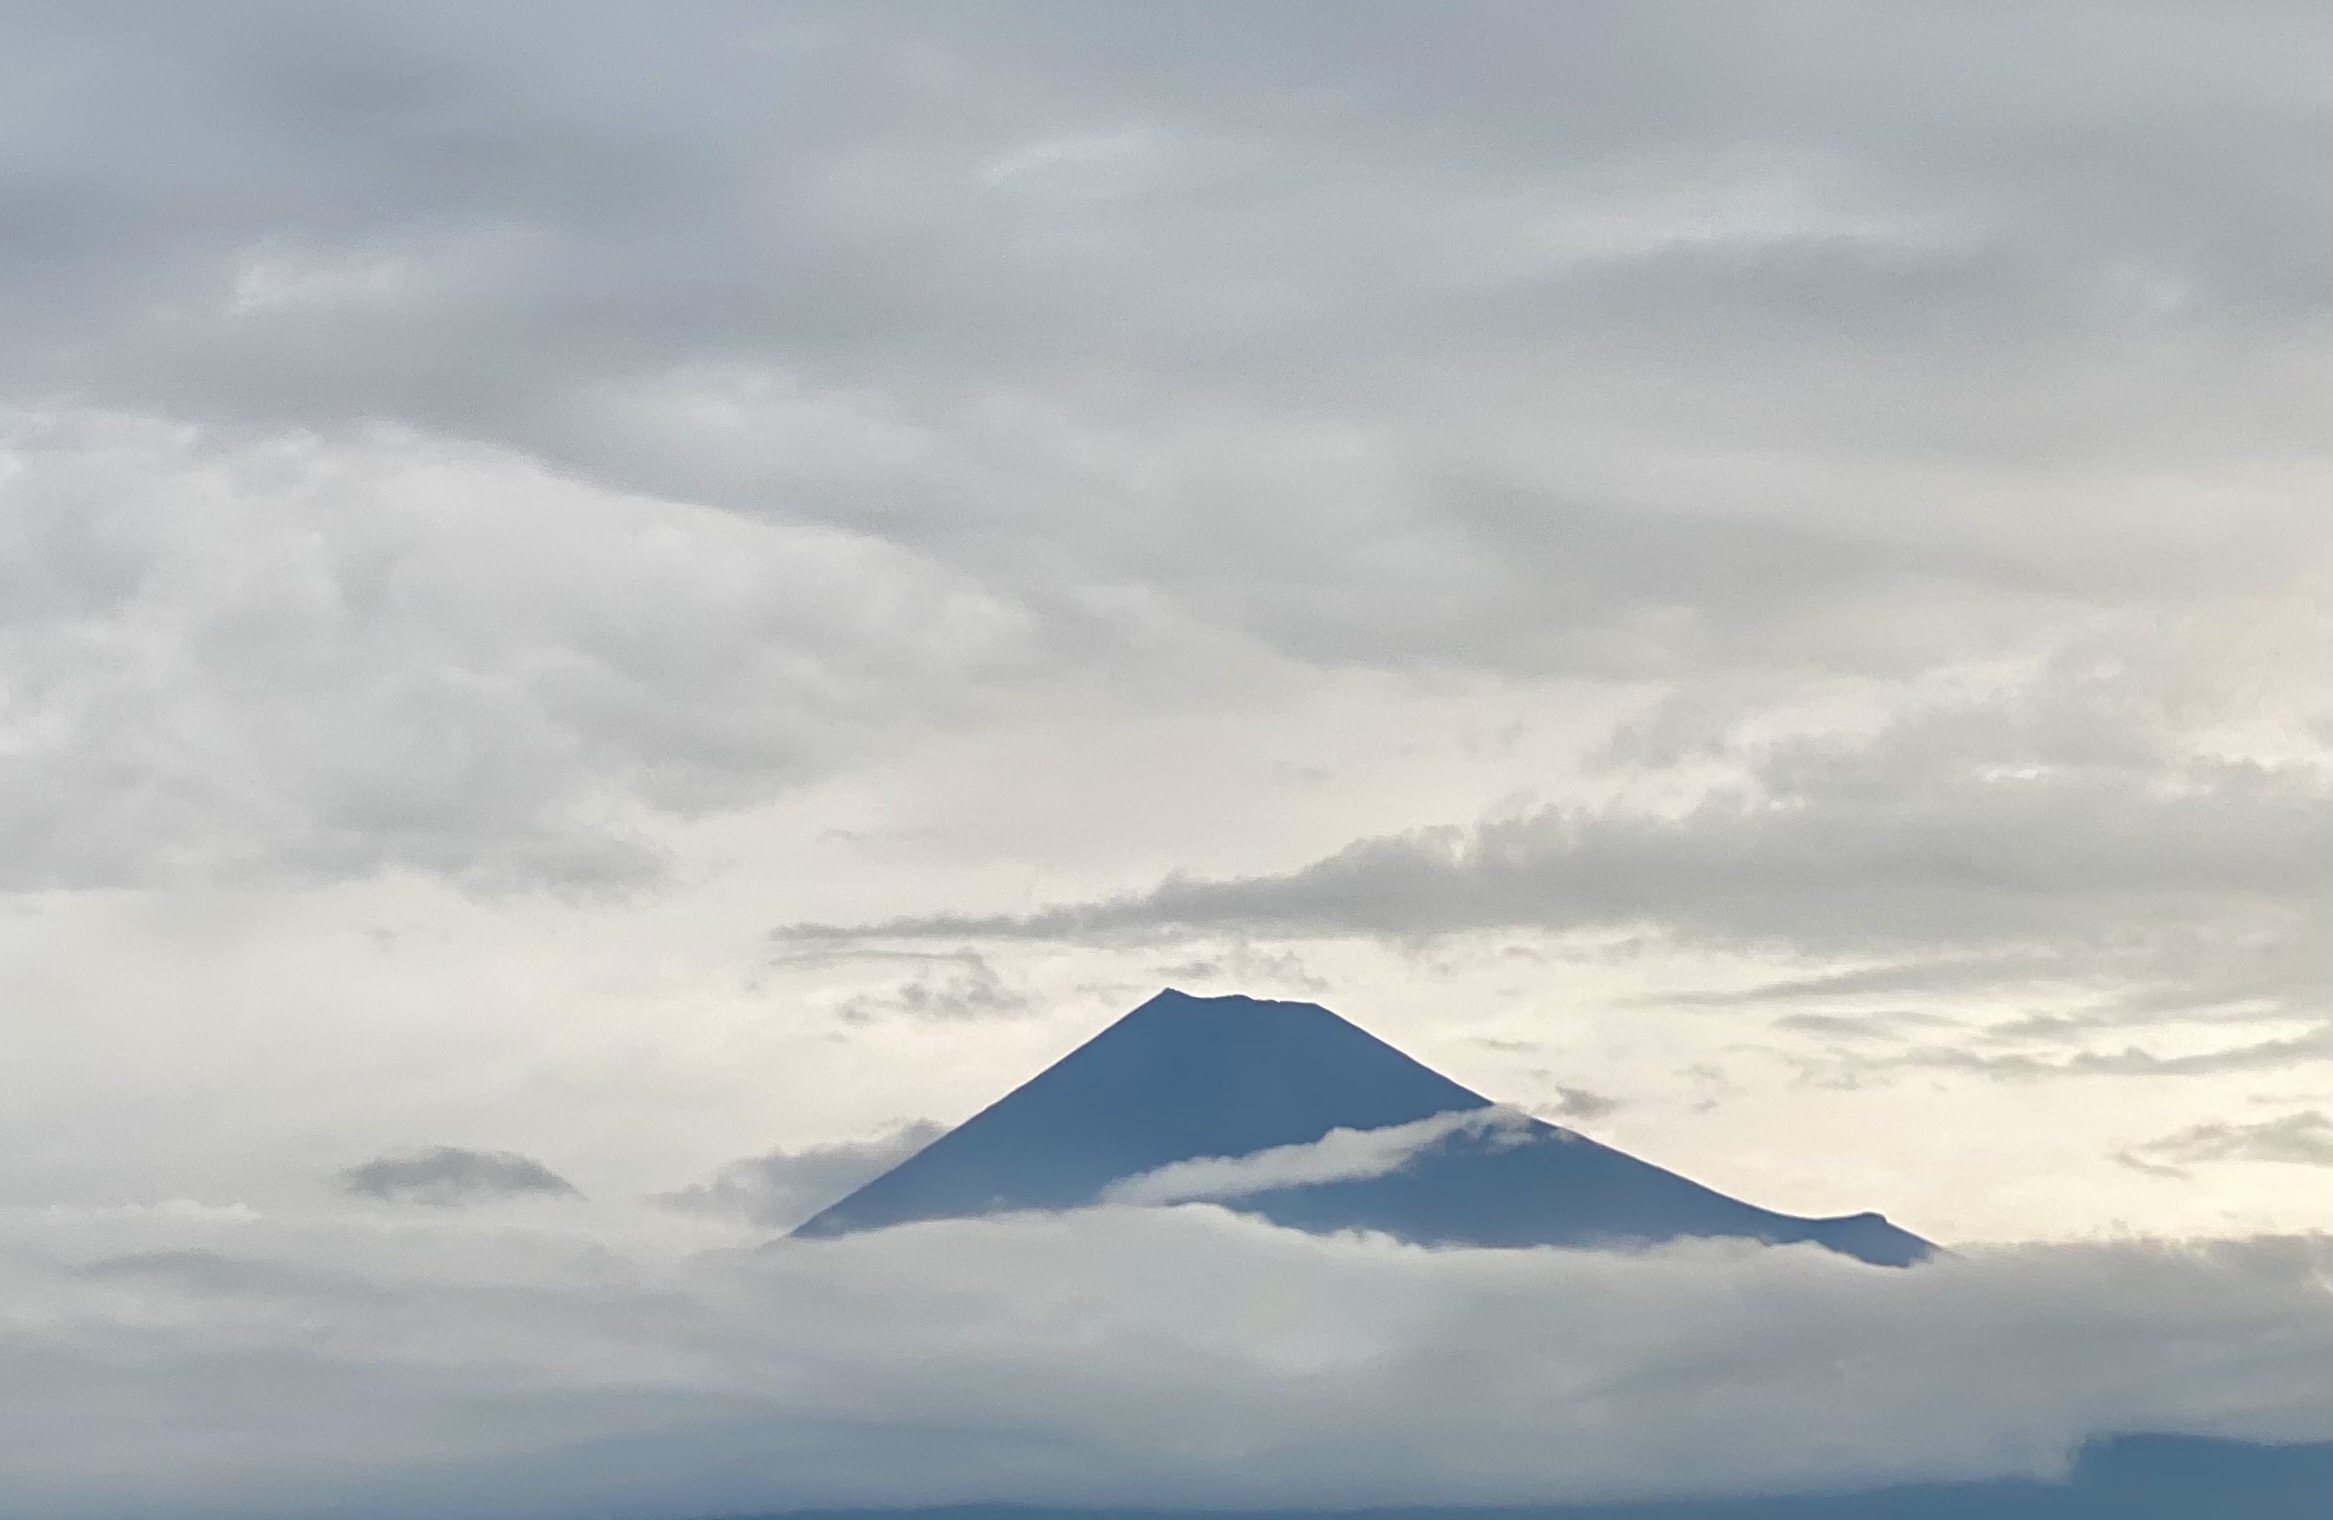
[792,989,1930,1266]
[729,1436,2333,1520]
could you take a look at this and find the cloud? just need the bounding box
[1,1,2323,897]
[1673,956,2065,1006]
[0,411,1039,890]
[1768,1023,2333,1101]
[795,750,2325,961]
[2,1,2322,685]
[338,1146,579,1206]
[656,1122,946,1230]
[1151,941,1330,995]
[1102,1106,1537,1206]
[833,952,1031,1024]
[781,656,2331,1031]
[1544,1085,1622,1121]
[0,1199,2323,1518]
[1891,1030,2333,1083]
[2119,1112,2333,1179]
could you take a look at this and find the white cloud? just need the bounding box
[1103,1105,1538,1205]
[0,1200,2322,1518]
[0,410,1039,890]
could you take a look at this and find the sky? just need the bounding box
[0,2,2327,1513]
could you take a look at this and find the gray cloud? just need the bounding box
[0,411,1039,891]
[1543,1086,1623,1121]
[849,765,2319,950]
[2119,1112,2333,1179]
[1,1,2322,894]
[1675,957,2064,1006]
[830,951,1032,1024]
[656,1122,945,1230]
[13,2,2324,411]
[338,1146,579,1206]
[783,658,2331,1032]
[1784,1029,2333,1094]
[1152,942,1330,995]
[0,1198,2323,1518]
[1771,1013,1947,1045]
[6,4,2323,626]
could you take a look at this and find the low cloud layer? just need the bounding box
[0,1200,2323,1520]
[1104,1106,1537,1206]
[339,1146,580,1206]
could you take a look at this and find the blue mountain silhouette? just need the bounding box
[793,989,1930,1266]
[723,1435,2332,1520]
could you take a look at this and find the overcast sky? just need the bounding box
[0,1,2326,1511]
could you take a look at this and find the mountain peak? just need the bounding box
[792,988,1488,1239]
[792,988,1931,1266]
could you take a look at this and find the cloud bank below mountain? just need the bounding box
[2,1199,2323,1519]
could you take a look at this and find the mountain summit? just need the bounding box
[793,989,1930,1266]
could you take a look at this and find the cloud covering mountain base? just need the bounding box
[3,1200,2323,1520]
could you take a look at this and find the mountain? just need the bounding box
[792,989,1931,1267]
[732,1436,2333,1520]
[732,1445,2333,1520]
